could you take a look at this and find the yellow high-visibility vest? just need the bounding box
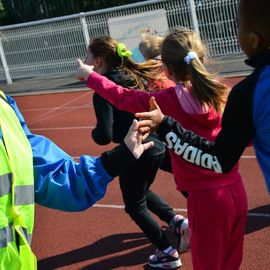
[0,91,36,270]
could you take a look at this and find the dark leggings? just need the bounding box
[119,151,176,251]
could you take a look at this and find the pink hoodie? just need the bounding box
[87,72,241,192]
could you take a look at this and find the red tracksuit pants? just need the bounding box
[187,181,248,270]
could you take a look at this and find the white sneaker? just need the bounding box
[173,218,190,253]
[148,249,182,269]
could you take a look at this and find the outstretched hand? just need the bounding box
[124,119,154,159]
[75,58,94,81]
[135,96,165,135]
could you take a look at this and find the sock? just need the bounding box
[163,246,173,254]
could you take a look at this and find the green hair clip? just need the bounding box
[117,43,132,58]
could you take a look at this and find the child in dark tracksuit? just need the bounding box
[85,36,188,269]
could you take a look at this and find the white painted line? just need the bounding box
[28,91,91,126]
[93,204,270,218]
[11,87,90,97]
[94,204,124,209]
[93,203,187,212]
[31,126,94,131]
[21,104,93,112]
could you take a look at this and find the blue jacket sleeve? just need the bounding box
[7,96,113,211]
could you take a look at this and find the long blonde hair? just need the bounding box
[138,33,164,60]
[88,36,165,91]
[161,28,228,112]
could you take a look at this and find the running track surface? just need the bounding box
[13,77,270,270]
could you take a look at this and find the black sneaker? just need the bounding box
[148,249,182,269]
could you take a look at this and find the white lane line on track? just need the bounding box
[27,91,91,126]
[93,203,187,213]
[93,204,270,217]
[21,104,93,112]
[31,126,95,131]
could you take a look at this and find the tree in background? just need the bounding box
[0,0,147,26]
[0,0,5,25]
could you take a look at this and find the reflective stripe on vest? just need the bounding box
[0,173,11,196]
[0,223,32,249]
[0,223,13,248]
[0,173,34,205]
[0,91,36,270]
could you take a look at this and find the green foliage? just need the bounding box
[0,0,147,26]
[0,0,5,25]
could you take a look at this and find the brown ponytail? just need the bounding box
[161,28,228,112]
[89,36,166,91]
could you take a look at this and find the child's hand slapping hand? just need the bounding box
[75,58,94,81]
[135,96,165,136]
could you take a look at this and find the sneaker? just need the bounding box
[173,218,190,253]
[148,249,182,269]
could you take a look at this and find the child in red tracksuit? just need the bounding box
[76,27,248,270]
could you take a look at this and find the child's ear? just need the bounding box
[250,31,262,50]
[94,56,108,74]
[94,56,102,67]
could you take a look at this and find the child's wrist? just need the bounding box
[84,70,92,80]
[156,115,168,134]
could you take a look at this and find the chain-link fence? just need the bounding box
[0,0,240,84]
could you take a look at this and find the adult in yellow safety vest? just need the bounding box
[0,91,153,270]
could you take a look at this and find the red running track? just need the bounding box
[13,78,270,270]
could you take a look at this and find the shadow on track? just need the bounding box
[245,204,270,234]
[38,232,151,270]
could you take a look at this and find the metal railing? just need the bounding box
[0,0,240,84]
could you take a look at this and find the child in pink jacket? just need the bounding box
[76,27,248,270]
